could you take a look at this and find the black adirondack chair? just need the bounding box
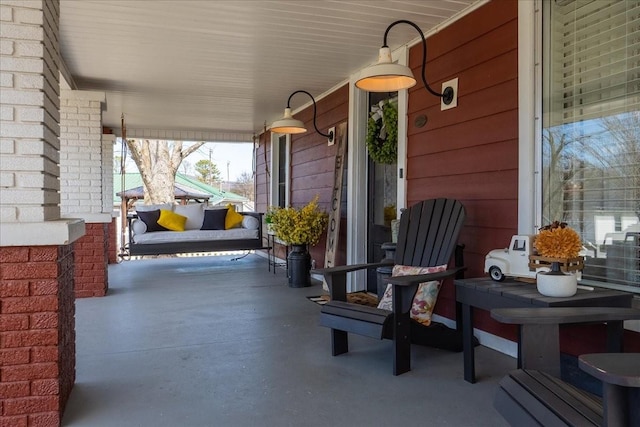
[313,198,466,375]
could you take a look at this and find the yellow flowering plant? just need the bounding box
[269,196,328,246]
[533,221,582,259]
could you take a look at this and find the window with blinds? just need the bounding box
[542,0,640,291]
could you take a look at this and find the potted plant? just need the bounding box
[269,196,328,287]
[264,208,276,235]
[533,221,583,297]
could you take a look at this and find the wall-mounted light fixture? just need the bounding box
[355,19,455,107]
[270,90,335,144]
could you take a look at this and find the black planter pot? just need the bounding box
[288,244,311,288]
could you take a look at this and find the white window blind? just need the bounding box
[543,0,640,291]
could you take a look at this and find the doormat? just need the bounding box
[307,292,378,307]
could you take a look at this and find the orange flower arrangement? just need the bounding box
[533,221,582,259]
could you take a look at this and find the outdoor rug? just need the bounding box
[307,292,378,307]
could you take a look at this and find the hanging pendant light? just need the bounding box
[270,90,334,143]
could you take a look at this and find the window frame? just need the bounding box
[522,0,639,294]
[270,132,290,208]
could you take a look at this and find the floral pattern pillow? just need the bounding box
[377,264,448,326]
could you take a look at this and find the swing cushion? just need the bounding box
[137,209,169,232]
[157,209,188,231]
[225,204,244,229]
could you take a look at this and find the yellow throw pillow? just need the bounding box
[225,204,244,229]
[157,209,187,231]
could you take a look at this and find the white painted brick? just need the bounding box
[90,114,101,121]
[0,89,44,105]
[0,23,44,41]
[0,122,43,138]
[15,140,58,161]
[15,40,43,57]
[1,187,48,204]
[81,133,101,141]
[65,113,89,121]
[2,1,43,8]
[63,99,90,108]
[66,126,89,134]
[0,39,14,54]
[44,98,60,124]
[18,205,54,223]
[42,126,58,147]
[0,105,15,121]
[0,72,14,87]
[15,7,44,25]
[16,74,44,89]
[0,5,12,21]
[0,206,17,222]
[67,192,90,200]
[18,106,44,121]
[0,171,15,186]
[0,138,15,154]
[15,171,47,188]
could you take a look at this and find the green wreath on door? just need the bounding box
[366,100,398,164]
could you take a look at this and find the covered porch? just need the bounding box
[62,254,512,426]
[1,0,639,425]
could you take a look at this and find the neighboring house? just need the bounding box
[114,172,250,210]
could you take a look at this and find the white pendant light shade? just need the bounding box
[270,107,307,134]
[355,47,417,92]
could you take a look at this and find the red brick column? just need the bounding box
[0,245,75,427]
[74,223,109,298]
[107,217,118,265]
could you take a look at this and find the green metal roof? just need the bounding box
[113,173,248,205]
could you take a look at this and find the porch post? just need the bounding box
[59,89,113,297]
[0,0,84,425]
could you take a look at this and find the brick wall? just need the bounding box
[0,244,75,427]
[58,85,110,298]
[107,217,118,264]
[0,0,61,223]
[74,223,108,297]
[59,90,106,217]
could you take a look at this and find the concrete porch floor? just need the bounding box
[62,254,513,426]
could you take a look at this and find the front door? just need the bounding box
[366,92,398,292]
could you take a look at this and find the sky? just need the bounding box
[117,140,255,182]
[187,142,255,181]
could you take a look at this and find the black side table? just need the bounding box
[455,277,633,383]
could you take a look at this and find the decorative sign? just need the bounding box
[324,122,348,269]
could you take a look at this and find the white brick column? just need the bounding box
[59,90,112,297]
[1,1,80,425]
[0,0,84,245]
[59,89,111,223]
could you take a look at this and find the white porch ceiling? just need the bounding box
[59,0,478,141]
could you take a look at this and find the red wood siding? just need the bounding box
[255,85,349,267]
[405,0,519,331]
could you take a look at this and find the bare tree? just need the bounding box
[601,112,640,219]
[127,139,205,204]
[231,171,254,201]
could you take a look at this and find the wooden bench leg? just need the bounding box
[519,324,560,377]
[331,329,348,356]
[393,312,411,376]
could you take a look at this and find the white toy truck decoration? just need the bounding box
[485,235,562,281]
